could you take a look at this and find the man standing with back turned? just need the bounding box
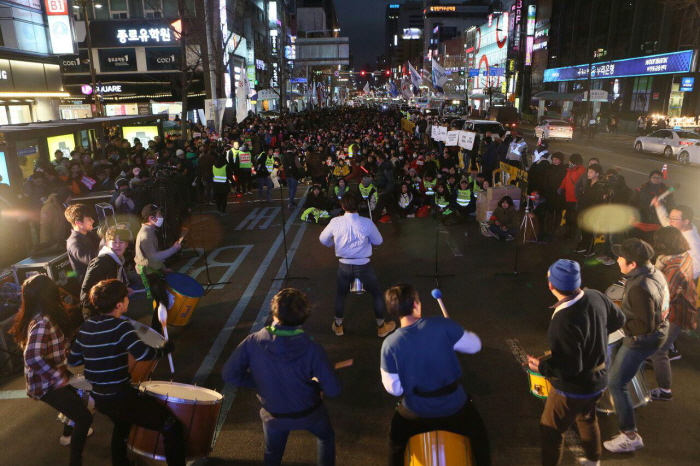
[320,192,396,338]
[527,260,625,466]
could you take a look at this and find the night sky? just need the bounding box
[335,0,387,70]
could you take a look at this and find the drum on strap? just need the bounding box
[404,430,474,466]
[58,375,95,426]
[605,284,624,307]
[597,330,650,414]
[527,370,553,399]
[126,318,164,385]
[128,382,223,461]
[164,273,205,326]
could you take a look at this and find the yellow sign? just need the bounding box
[123,126,159,145]
[401,118,416,133]
[47,134,75,159]
[499,162,528,186]
[430,6,456,12]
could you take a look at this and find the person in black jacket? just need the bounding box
[80,227,131,319]
[575,164,608,256]
[223,288,340,466]
[537,152,567,242]
[65,204,100,288]
[372,152,401,236]
[528,260,625,466]
[282,145,302,208]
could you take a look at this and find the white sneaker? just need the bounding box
[604,432,644,453]
[577,458,600,466]
[60,428,94,446]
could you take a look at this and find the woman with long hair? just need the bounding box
[10,274,93,466]
[649,226,697,401]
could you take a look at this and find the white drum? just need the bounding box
[124,318,164,384]
[605,284,624,307]
[608,329,625,345]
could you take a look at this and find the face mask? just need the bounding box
[154,217,164,227]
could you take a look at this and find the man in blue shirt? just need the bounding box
[319,192,396,338]
[380,284,490,465]
[223,288,340,466]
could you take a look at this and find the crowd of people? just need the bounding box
[4,105,700,466]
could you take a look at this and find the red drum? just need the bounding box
[128,382,223,461]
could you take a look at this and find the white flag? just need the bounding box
[236,78,248,123]
[363,81,370,94]
[431,58,448,94]
[408,61,423,89]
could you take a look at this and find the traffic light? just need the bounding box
[385,70,391,77]
[458,70,465,76]
[360,71,366,76]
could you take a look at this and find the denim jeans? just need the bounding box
[287,177,299,205]
[609,330,666,432]
[650,322,682,390]
[335,263,387,320]
[261,404,335,466]
[258,176,273,201]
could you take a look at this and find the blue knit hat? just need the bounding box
[548,259,581,291]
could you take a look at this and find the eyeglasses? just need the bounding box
[668,217,684,221]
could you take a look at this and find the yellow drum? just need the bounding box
[164,273,205,326]
[527,370,553,399]
[404,430,473,466]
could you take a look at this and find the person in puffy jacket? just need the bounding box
[559,153,585,239]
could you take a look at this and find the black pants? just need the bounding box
[95,389,185,466]
[563,201,578,238]
[213,182,229,212]
[42,386,94,466]
[373,191,401,234]
[389,399,491,466]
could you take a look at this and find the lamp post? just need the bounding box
[73,0,103,117]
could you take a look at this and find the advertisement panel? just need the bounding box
[145,47,181,71]
[468,14,509,91]
[98,48,138,72]
[122,126,159,145]
[47,134,75,158]
[89,20,182,48]
[544,50,694,82]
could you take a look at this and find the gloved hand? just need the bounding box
[161,340,175,354]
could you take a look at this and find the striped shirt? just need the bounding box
[24,314,71,400]
[67,315,166,398]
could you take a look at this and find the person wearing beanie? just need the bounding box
[527,259,625,466]
[603,238,669,454]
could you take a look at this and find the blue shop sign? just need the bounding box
[543,50,694,82]
[680,77,694,92]
[468,69,479,77]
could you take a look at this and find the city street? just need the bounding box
[2,168,700,465]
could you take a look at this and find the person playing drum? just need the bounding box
[380,284,490,466]
[10,274,94,466]
[67,279,185,466]
[223,288,340,466]
[527,260,625,466]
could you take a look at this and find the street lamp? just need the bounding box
[73,0,103,117]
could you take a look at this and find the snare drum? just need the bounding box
[126,319,164,385]
[596,368,650,414]
[404,431,474,466]
[128,382,223,461]
[164,273,205,326]
[58,375,95,426]
[605,284,624,307]
[527,370,553,399]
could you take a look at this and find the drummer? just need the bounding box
[527,260,624,466]
[134,204,182,334]
[67,279,185,466]
[10,275,94,466]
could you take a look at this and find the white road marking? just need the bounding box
[438,224,463,257]
[178,245,253,290]
[0,390,27,400]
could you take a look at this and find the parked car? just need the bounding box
[676,142,700,165]
[634,129,700,159]
[489,106,519,131]
[462,119,505,135]
[534,119,574,141]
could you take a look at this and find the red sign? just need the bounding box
[653,93,660,100]
[45,0,68,15]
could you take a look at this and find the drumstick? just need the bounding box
[431,289,449,318]
[157,304,175,373]
[334,359,353,369]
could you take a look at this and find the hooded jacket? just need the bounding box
[223,325,340,416]
[559,164,586,203]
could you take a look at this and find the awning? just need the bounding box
[533,90,614,102]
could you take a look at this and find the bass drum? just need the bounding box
[605,284,624,307]
[126,318,164,385]
[597,340,651,414]
[128,382,223,461]
[404,430,474,466]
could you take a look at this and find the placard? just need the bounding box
[435,126,448,142]
[458,131,476,150]
[446,130,460,146]
[431,125,439,140]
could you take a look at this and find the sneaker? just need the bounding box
[650,387,673,401]
[668,346,682,361]
[332,322,344,336]
[602,257,616,266]
[604,432,644,453]
[505,235,515,241]
[219,212,230,217]
[377,320,396,338]
[406,214,415,218]
[60,428,94,446]
[574,247,587,253]
[577,459,600,466]
[583,250,596,258]
[595,255,608,262]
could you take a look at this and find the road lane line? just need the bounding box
[259,207,282,230]
[191,193,307,386]
[438,224,463,257]
[0,390,27,400]
[235,208,260,230]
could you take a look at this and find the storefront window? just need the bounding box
[668,82,684,119]
[110,0,128,12]
[7,105,32,124]
[631,76,653,113]
[0,108,8,125]
[16,139,40,181]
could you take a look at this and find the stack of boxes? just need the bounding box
[476,186,522,222]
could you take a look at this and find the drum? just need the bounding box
[164,273,205,326]
[404,430,474,466]
[58,376,95,426]
[605,284,624,307]
[126,319,164,385]
[128,382,223,461]
[597,338,651,414]
[527,369,553,399]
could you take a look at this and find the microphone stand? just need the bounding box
[190,203,231,296]
[495,197,531,278]
[417,198,454,288]
[272,180,307,286]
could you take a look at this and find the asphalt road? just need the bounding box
[2,163,700,466]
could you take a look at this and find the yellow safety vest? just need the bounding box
[228,148,239,164]
[348,143,359,157]
[456,188,471,207]
[265,155,275,171]
[424,179,436,196]
[359,183,375,200]
[239,151,252,169]
[334,186,347,199]
[435,194,450,209]
[212,165,228,183]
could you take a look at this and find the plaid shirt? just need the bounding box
[24,315,70,400]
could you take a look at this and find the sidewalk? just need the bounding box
[518,122,637,145]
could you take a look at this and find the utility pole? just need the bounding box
[79,0,102,117]
[279,6,287,112]
[178,0,188,136]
